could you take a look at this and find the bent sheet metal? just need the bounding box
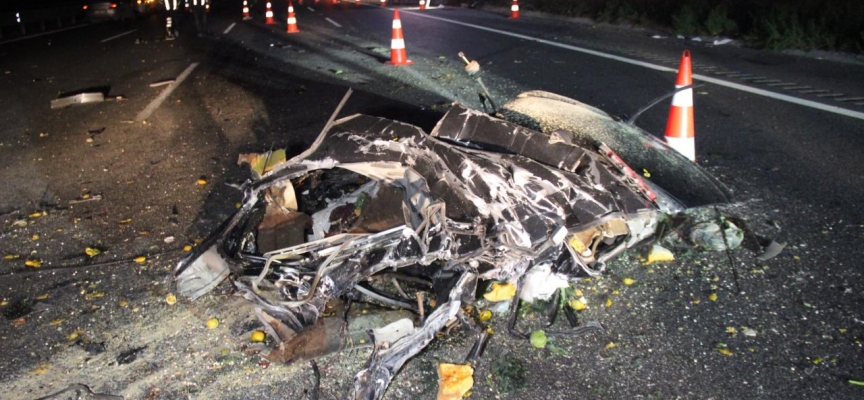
[173,92,728,399]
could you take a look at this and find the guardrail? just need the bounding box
[0,6,84,39]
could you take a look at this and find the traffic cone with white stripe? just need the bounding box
[380,0,386,6]
[356,0,360,4]
[286,1,299,33]
[419,0,426,10]
[664,50,696,162]
[242,0,251,20]
[265,1,275,25]
[509,0,520,19]
[386,10,413,66]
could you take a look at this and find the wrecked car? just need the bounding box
[173,89,730,399]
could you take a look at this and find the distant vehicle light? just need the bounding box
[83,5,89,9]
[110,3,117,8]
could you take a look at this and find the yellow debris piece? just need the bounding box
[708,293,719,302]
[29,212,43,218]
[605,298,613,307]
[36,293,49,300]
[31,234,40,241]
[643,244,674,265]
[67,331,80,340]
[206,318,220,329]
[238,149,288,178]
[29,363,51,375]
[622,278,635,286]
[478,310,492,322]
[197,178,208,185]
[605,342,617,349]
[726,327,737,334]
[568,235,587,254]
[4,254,20,260]
[50,318,64,326]
[183,245,193,252]
[119,218,132,224]
[165,293,177,305]
[718,348,733,356]
[119,300,129,308]
[85,247,101,257]
[250,330,266,343]
[812,357,823,364]
[85,292,105,299]
[573,289,584,297]
[436,363,474,400]
[569,299,587,311]
[133,256,147,263]
[483,282,516,302]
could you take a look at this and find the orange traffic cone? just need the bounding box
[387,10,413,66]
[265,1,275,24]
[242,0,251,20]
[356,0,360,4]
[287,1,299,33]
[665,50,696,162]
[509,0,520,19]
[419,0,426,10]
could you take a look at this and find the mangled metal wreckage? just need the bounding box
[174,90,730,399]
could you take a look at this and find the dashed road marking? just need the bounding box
[136,63,199,122]
[224,22,237,34]
[400,10,864,120]
[325,18,342,28]
[100,29,137,43]
[307,7,315,11]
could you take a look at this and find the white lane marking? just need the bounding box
[325,18,342,28]
[223,22,237,34]
[403,11,864,121]
[307,7,315,11]
[0,24,90,45]
[135,63,200,122]
[100,29,137,43]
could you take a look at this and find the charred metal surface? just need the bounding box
[173,93,728,399]
[494,91,732,208]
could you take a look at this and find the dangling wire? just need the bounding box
[626,83,705,125]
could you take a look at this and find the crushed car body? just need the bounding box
[173,90,730,399]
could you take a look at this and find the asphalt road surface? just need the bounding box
[1,2,863,399]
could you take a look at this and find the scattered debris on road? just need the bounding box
[149,79,175,88]
[173,88,735,398]
[50,92,105,109]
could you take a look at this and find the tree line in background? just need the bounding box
[484,0,864,53]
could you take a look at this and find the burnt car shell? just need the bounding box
[173,91,730,399]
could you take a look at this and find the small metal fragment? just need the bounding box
[149,79,175,87]
[50,92,105,109]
